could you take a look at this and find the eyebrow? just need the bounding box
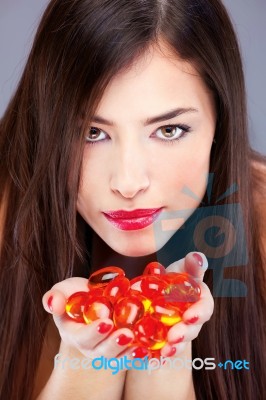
[91,107,199,127]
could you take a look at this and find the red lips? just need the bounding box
[102,208,163,230]
[104,208,161,219]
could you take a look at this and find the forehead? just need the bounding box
[94,39,214,122]
[109,40,200,90]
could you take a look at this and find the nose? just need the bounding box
[110,142,150,199]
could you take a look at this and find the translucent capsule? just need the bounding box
[136,293,153,313]
[133,315,168,350]
[103,276,130,304]
[65,291,90,323]
[163,272,201,310]
[152,296,183,326]
[113,296,145,329]
[83,296,113,324]
[88,266,125,289]
[130,275,144,293]
[87,287,104,300]
[143,262,166,276]
[140,275,168,299]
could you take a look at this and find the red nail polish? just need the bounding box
[47,296,53,312]
[186,316,199,324]
[132,347,149,359]
[169,335,184,345]
[193,253,203,267]
[116,334,133,346]
[165,346,176,357]
[97,322,113,334]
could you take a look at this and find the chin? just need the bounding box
[109,237,168,258]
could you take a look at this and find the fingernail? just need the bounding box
[169,335,184,345]
[47,296,53,312]
[192,253,203,267]
[97,322,113,334]
[116,334,133,346]
[165,346,176,357]
[186,316,199,324]
[132,347,149,359]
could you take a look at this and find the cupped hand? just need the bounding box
[160,252,214,357]
[42,278,135,360]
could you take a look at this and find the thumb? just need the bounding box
[166,252,208,282]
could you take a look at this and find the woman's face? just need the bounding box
[77,42,216,257]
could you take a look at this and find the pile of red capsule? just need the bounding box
[65,262,201,358]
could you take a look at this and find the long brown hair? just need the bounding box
[0,0,265,398]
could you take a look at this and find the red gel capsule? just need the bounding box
[83,296,113,324]
[130,275,144,293]
[163,272,201,307]
[136,293,153,313]
[65,291,90,323]
[103,276,130,304]
[151,296,182,326]
[133,315,168,350]
[87,287,104,300]
[143,262,166,276]
[140,275,168,299]
[88,266,125,289]
[113,296,145,329]
[126,289,153,313]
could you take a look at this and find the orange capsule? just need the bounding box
[87,287,104,300]
[83,296,113,324]
[132,292,153,313]
[140,275,168,299]
[65,291,90,323]
[130,275,144,293]
[88,266,125,289]
[103,276,130,304]
[143,262,166,276]
[163,272,201,305]
[151,296,183,326]
[113,296,145,329]
[133,315,168,350]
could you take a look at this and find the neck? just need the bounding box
[90,232,156,279]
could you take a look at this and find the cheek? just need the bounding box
[154,143,211,191]
[78,151,105,196]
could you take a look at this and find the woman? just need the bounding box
[0,0,265,399]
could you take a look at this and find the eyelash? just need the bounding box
[85,124,191,146]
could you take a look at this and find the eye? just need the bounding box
[85,127,108,143]
[153,124,190,141]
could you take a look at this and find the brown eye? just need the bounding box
[161,126,179,138]
[156,125,183,140]
[85,127,107,142]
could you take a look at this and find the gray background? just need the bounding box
[0,0,265,153]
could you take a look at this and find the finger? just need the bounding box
[42,277,89,315]
[160,341,188,358]
[166,252,208,282]
[42,288,67,316]
[181,281,214,324]
[82,328,135,359]
[50,314,114,348]
[118,346,139,360]
[165,320,202,348]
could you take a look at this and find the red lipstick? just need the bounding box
[102,208,163,231]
